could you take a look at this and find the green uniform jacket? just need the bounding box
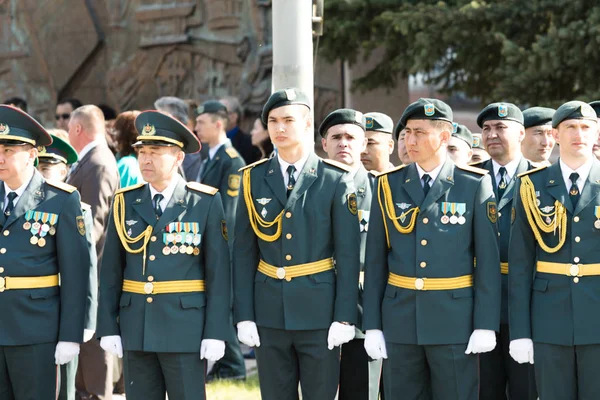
[355,166,373,337]
[81,202,98,331]
[233,152,361,330]
[474,157,533,324]
[97,176,231,352]
[200,141,246,231]
[509,160,600,345]
[0,170,90,345]
[363,159,501,345]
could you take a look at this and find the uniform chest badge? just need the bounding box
[358,210,370,232]
[594,206,600,229]
[396,202,411,210]
[256,198,272,218]
[348,193,358,215]
[487,202,498,224]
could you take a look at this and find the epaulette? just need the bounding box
[115,183,145,195]
[239,158,268,172]
[468,161,484,168]
[378,164,406,176]
[46,179,77,193]
[369,170,381,177]
[518,165,547,178]
[225,147,239,158]
[81,201,91,212]
[187,182,218,195]
[323,158,352,172]
[456,164,489,175]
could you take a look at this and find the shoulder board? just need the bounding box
[186,182,218,195]
[225,147,239,158]
[518,165,547,178]
[115,183,145,195]
[378,164,406,176]
[369,170,381,177]
[468,161,484,168]
[239,158,268,172]
[323,159,352,172]
[80,201,91,211]
[46,179,77,193]
[456,164,489,175]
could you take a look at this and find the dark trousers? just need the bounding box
[75,336,113,399]
[0,343,57,400]
[255,326,340,400]
[534,342,600,400]
[384,342,476,400]
[480,324,537,400]
[339,338,382,400]
[123,351,206,400]
[58,357,78,400]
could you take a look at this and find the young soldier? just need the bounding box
[447,124,473,166]
[521,107,556,166]
[361,112,395,173]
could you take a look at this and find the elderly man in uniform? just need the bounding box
[447,124,473,166]
[363,98,501,400]
[97,111,231,400]
[233,88,361,399]
[0,105,90,399]
[509,101,600,399]
[37,133,98,400]
[521,107,556,166]
[473,103,537,400]
[361,112,395,173]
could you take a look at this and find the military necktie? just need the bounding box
[4,192,17,218]
[569,172,580,208]
[497,166,508,199]
[153,193,164,218]
[422,174,431,196]
[286,165,297,197]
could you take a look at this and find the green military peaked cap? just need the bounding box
[523,107,555,129]
[452,123,473,148]
[261,88,311,125]
[0,104,52,146]
[38,134,78,165]
[552,101,597,128]
[134,110,201,154]
[477,102,523,128]
[588,100,600,117]
[472,133,485,149]
[399,98,453,128]
[197,100,228,116]
[365,112,393,134]
[318,108,365,137]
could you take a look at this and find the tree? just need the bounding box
[320,0,600,107]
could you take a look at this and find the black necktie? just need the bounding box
[498,167,508,199]
[4,192,17,218]
[569,172,580,208]
[422,174,431,196]
[286,165,297,197]
[153,193,164,218]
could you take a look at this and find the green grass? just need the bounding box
[205,374,261,400]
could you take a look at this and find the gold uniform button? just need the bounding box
[574,216,580,223]
[415,278,425,290]
[422,218,429,224]
[574,277,580,284]
[498,212,502,217]
[146,297,153,303]
[0,267,4,273]
[151,236,157,242]
[0,248,5,254]
[2,230,8,236]
[420,262,427,268]
[285,255,292,261]
[147,276,154,282]
[149,255,156,261]
[575,236,581,243]
[421,239,427,246]
[286,233,292,240]
[285,212,292,218]
[574,257,580,263]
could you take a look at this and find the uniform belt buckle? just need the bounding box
[144,282,154,294]
[569,264,580,277]
[276,267,286,280]
[415,278,425,290]
[0,277,5,292]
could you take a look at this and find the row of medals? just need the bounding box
[24,220,55,247]
[441,214,466,225]
[162,232,201,256]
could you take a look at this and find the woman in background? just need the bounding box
[250,117,274,159]
[114,110,143,188]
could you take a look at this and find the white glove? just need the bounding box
[465,329,497,354]
[364,329,388,360]
[237,321,261,347]
[509,338,534,364]
[55,342,80,365]
[83,329,95,343]
[200,339,226,362]
[327,322,356,350]
[100,335,123,358]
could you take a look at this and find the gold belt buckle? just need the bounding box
[415,278,425,290]
[144,282,154,294]
[569,264,580,277]
[0,277,5,292]
[276,267,286,280]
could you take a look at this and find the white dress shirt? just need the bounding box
[415,159,445,188]
[491,157,521,189]
[149,176,180,213]
[278,152,310,187]
[3,170,34,212]
[559,158,593,193]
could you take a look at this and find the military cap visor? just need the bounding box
[523,107,555,129]
[477,102,524,128]
[134,110,201,154]
[197,100,228,116]
[261,88,311,125]
[365,112,394,134]
[318,108,365,137]
[0,105,52,146]
[552,101,597,128]
[37,134,78,165]
[399,98,453,128]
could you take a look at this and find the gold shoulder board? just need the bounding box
[323,158,352,172]
[518,165,547,178]
[46,179,77,193]
[239,158,268,172]
[187,182,218,195]
[225,147,239,158]
[378,164,406,176]
[115,182,145,195]
[456,165,489,175]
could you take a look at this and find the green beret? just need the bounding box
[523,107,555,129]
[452,123,473,148]
[134,110,201,154]
[393,120,404,140]
[197,100,228,116]
[477,102,523,128]
[399,98,453,128]
[552,101,597,128]
[38,134,78,165]
[261,88,310,124]
[364,112,394,134]
[588,100,600,117]
[472,133,485,149]
[318,108,365,138]
[0,105,52,146]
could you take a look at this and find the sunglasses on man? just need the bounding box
[55,113,70,120]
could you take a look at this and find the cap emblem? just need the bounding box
[0,123,10,135]
[424,104,435,117]
[143,123,156,136]
[498,104,508,118]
